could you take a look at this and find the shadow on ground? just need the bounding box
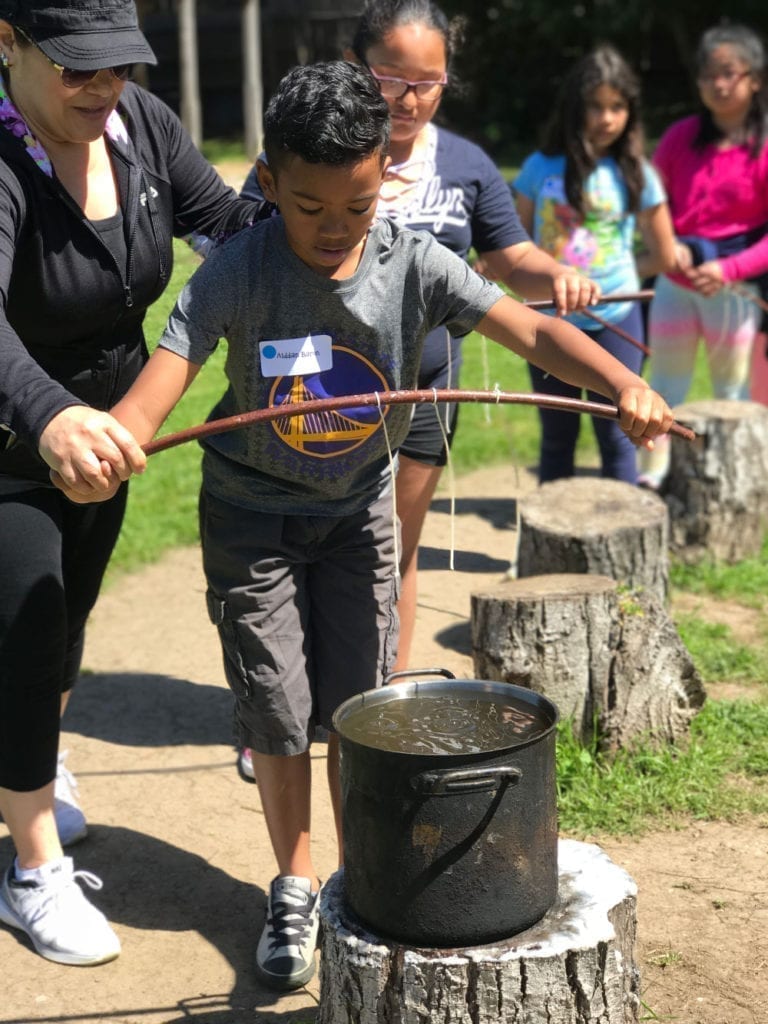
[63,672,233,747]
[0,826,319,1024]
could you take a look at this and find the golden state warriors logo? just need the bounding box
[268,345,389,458]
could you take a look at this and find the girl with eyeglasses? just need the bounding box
[348,0,602,674]
[236,0,598,779]
[638,23,768,490]
[0,0,266,966]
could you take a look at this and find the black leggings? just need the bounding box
[0,483,127,791]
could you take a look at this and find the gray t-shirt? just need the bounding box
[159,216,503,515]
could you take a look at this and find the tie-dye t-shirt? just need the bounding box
[514,152,665,329]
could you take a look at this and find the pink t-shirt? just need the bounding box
[654,114,768,284]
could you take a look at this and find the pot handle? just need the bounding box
[411,765,522,795]
[384,667,457,686]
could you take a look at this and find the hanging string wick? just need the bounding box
[375,391,401,580]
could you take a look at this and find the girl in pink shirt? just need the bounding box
[639,23,768,489]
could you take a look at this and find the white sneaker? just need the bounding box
[54,752,88,847]
[0,857,121,966]
[255,876,321,990]
[238,747,255,782]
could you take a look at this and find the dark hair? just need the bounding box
[694,23,768,157]
[263,61,390,172]
[351,0,464,83]
[540,45,644,217]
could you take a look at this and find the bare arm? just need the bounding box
[476,295,674,448]
[477,194,600,316]
[40,406,148,497]
[634,202,678,279]
[51,348,201,502]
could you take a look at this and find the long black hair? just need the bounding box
[351,0,465,84]
[694,23,768,157]
[540,45,645,217]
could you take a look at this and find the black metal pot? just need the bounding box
[332,669,559,948]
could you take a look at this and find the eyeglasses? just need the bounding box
[698,68,752,87]
[368,67,447,101]
[14,26,133,88]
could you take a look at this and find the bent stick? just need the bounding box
[143,388,696,457]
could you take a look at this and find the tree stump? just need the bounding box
[516,478,669,603]
[664,399,768,562]
[318,839,641,1024]
[470,574,705,748]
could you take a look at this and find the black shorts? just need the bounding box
[399,327,463,468]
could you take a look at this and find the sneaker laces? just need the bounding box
[15,868,105,928]
[265,890,315,952]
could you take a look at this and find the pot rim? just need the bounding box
[333,678,559,756]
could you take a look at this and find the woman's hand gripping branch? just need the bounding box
[43,405,146,503]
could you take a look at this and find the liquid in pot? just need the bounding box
[339,693,548,755]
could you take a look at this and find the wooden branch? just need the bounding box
[143,388,696,456]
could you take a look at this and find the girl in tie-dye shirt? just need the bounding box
[514,45,676,483]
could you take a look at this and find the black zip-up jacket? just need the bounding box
[0,83,266,484]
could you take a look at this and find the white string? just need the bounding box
[375,392,400,580]
[480,334,492,423]
[492,381,502,403]
[444,329,454,436]
[432,405,456,571]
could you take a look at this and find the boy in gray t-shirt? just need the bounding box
[63,61,674,991]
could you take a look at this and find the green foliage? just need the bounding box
[437,1,768,161]
[557,699,768,837]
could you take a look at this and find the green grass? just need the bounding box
[676,615,768,684]
[107,241,226,577]
[200,138,248,164]
[557,698,768,837]
[670,535,768,610]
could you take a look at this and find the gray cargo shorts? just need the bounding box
[199,489,400,756]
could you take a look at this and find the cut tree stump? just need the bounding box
[664,399,768,562]
[515,478,669,603]
[318,839,640,1024]
[470,574,705,748]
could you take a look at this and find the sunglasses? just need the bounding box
[14,26,133,88]
[367,67,447,101]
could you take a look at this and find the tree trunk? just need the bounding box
[318,840,641,1024]
[471,574,705,749]
[516,478,669,603]
[178,0,202,147]
[241,0,263,162]
[664,399,768,563]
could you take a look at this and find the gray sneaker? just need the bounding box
[54,752,88,847]
[255,876,321,990]
[0,857,121,966]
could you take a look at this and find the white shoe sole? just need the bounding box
[0,887,120,966]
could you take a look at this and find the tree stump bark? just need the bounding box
[470,574,705,748]
[515,478,669,603]
[318,840,641,1024]
[664,399,768,562]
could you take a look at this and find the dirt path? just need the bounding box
[1,464,766,1024]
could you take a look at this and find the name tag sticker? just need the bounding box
[259,335,333,377]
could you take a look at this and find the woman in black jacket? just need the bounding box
[0,0,264,965]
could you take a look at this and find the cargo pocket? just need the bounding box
[205,588,251,699]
